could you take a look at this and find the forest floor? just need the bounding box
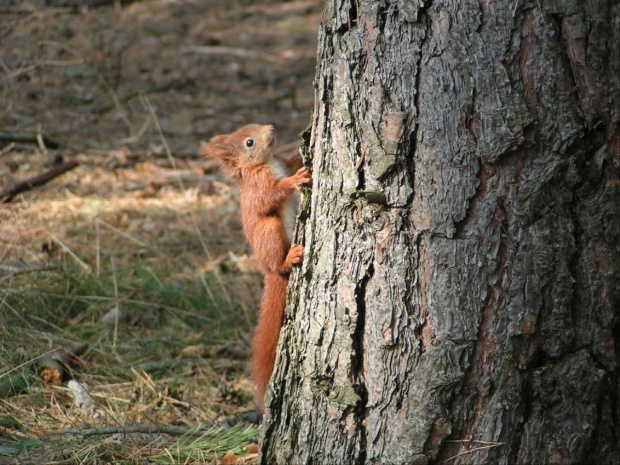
[0,0,320,463]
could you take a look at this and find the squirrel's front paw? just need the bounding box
[288,244,304,264]
[292,167,312,191]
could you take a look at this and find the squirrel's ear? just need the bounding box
[200,136,228,159]
[200,136,241,180]
[199,140,215,158]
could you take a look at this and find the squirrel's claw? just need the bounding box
[293,167,313,190]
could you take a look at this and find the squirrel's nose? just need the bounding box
[267,125,275,133]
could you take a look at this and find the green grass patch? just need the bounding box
[152,423,259,463]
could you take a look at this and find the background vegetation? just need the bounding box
[0,0,320,463]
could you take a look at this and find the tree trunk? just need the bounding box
[261,0,619,464]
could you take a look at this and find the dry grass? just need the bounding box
[0,158,264,464]
[0,1,321,462]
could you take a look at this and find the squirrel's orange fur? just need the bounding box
[200,124,311,410]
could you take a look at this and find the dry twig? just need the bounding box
[63,424,206,437]
[47,233,92,273]
[0,160,78,202]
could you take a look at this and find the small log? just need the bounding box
[0,160,78,202]
[37,355,64,386]
[36,342,89,385]
[0,343,89,398]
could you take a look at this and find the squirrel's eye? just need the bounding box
[245,139,254,147]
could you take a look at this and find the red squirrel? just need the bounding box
[200,124,312,410]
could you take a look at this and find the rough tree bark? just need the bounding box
[261,0,619,464]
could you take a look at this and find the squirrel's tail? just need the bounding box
[252,272,288,411]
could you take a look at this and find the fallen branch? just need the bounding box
[63,424,208,437]
[62,412,260,437]
[0,132,59,149]
[0,9,34,14]
[0,160,78,202]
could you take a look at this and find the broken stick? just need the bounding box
[0,160,78,202]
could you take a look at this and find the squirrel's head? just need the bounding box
[200,124,276,181]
